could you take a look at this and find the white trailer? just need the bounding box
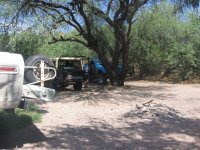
[0,52,56,111]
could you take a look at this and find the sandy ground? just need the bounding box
[1,81,200,150]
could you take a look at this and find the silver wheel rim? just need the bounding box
[33,61,49,80]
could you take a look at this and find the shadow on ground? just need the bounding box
[1,108,199,149]
[1,82,199,149]
[0,111,46,149]
[0,122,46,149]
[56,83,175,104]
[29,110,200,150]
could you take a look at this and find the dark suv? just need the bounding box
[51,57,88,90]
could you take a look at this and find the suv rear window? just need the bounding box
[58,60,81,69]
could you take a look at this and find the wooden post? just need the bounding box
[40,61,44,87]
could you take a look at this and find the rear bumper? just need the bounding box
[0,76,23,109]
[67,76,84,84]
[55,76,84,87]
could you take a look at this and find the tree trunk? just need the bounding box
[107,65,125,86]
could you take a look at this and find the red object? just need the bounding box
[0,66,17,72]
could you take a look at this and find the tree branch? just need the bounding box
[49,36,88,48]
[30,1,85,34]
[106,0,113,15]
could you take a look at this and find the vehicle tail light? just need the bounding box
[0,65,19,74]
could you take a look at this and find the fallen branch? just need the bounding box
[142,100,153,106]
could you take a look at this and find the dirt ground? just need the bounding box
[1,81,200,150]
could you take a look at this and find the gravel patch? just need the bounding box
[1,81,200,150]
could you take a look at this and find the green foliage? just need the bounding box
[38,34,93,58]
[8,30,43,59]
[0,34,10,51]
[187,12,200,74]
[129,2,200,80]
[15,103,42,123]
[0,0,21,51]
[5,30,94,59]
[0,1,200,81]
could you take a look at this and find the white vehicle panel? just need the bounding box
[0,52,24,109]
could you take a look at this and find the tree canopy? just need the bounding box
[129,2,200,80]
[1,0,200,85]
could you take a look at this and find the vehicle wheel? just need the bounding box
[52,70,66,91]
[24,55,55,86]
[73,81,82,90]
[18,99,29,110]
[52,80,60,91]
[97,73,107,85]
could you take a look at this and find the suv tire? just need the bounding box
[73,81,82,90]
[24,55,55,85]
[97,73,107,85]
